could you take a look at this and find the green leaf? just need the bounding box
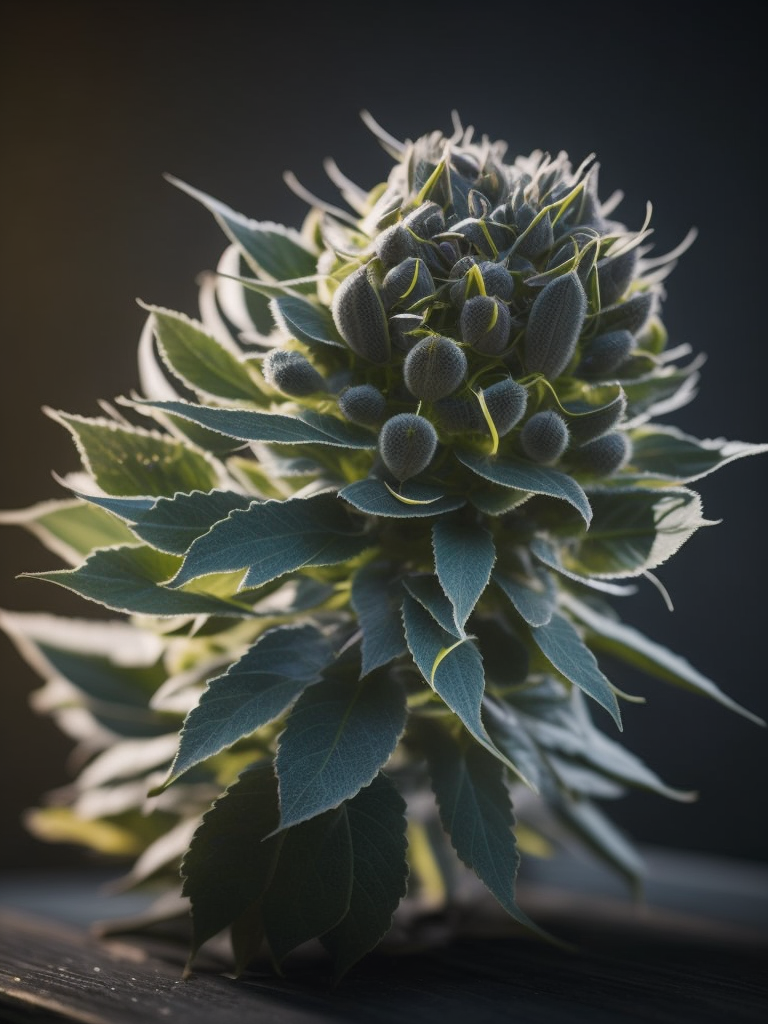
[492,565,556,627]
[122,490,253,555]
[162,625,335,788]
[560,592,765,725]
[468,483,531,516]
[320,774,409,982]
[271,295,346,349]
[529,537,638,596]
[276,671,408,829]
[350,563,407,676]
[181,763,283,957]
[417,718,545,935]
[402,593,507,763]
[456,449,592,526]
[339,478,465,518]
[627,424,768,483]
[621,359,702,421]
[135,399,377,449]
[142,303,267,402]
[567,487,709,578]
[166,176,318,283]
[481,698,548,792]
[48,410,221,497]
[403,574,461,637]
[432,515,496,631]
[171,492,369,589]
[529,612,622,727]
[262,807,353,967]
[0,498,138,564]
[26,545,253,617]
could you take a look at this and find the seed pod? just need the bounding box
[477,261,515,302]
[403,201,445,239]
[338,384,387,427]
[520,410,570,463]
[381,257,435,311]
[403,335,468,401]
[480,378,528,436]
[378,413,438,480]
[596,247,638,307]
[570,431,632,476]
[435,395,483,434]
[451,217,510,257]
[578,329,634,378]
[375,223,418,271]
[594,290,655,338]
[514,202,554,260]
[524,271,587,379]
[566,391,627,445]
[262,349,326,397]
[331,263,391,364]
[459,295,511,355]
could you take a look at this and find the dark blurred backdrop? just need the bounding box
[1,1,766,874]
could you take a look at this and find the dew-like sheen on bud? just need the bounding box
[403,335,468,401]
[338,384,387,426]
[378,413,438,480]
[459,295,511,355]
[331,263,391,363]
[578,329,634,378]
[262,349,326,396]
[520,410,570,463]
[570,431,632,476]
[524,271,587,379]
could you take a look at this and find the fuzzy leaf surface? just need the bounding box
[432,515,496,631]
[529,538,638,596]
[456,449,591,525]
[135,399,377,448]
[129,490,254,554]
[164,625,335,787]
[627,424,768,483]
[171,492,369,588]
[402,593,506,764]
[271,295,346,349]
[276,672,408,829]
[262,807,353,966]
[568,487,707,578]
[561,592,765,725]
[320,774,409,981]
[492,566,556,627]
[144,304,266,402]
[181,763,283,956]
[530,612,622,727]
[339,478,465,518]
[403,574,460,637]
[350,563,407,676]
[26,545,252,617]
[50,411,220,497]
[418,719,541,932]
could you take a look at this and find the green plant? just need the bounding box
[2,111,766,982]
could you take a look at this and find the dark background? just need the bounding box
[1,1,766,875]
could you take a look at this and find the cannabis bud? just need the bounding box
[2,111,766,983]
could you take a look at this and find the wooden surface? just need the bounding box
[1,847,767,1023]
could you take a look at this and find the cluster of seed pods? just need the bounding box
[265,145,654,486]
